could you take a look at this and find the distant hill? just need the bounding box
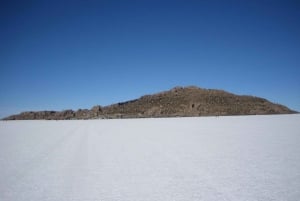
[3,86,297,120]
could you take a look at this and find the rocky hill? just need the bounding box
[3,86,297,120]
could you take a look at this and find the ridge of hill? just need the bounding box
[3,86,297,120]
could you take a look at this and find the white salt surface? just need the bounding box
[0,114,299,201]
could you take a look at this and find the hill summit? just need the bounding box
[3,86,297,120]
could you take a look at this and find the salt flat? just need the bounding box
[0,114,299,201]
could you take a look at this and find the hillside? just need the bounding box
[3,86,297,120]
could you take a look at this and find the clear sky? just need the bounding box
[1,0,299,118]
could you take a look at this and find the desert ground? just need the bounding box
[0,114,299,201]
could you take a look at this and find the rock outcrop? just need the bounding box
[3,86,297,120]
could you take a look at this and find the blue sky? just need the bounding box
[1,0,299,117]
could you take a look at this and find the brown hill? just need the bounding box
[3,86,297,120]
